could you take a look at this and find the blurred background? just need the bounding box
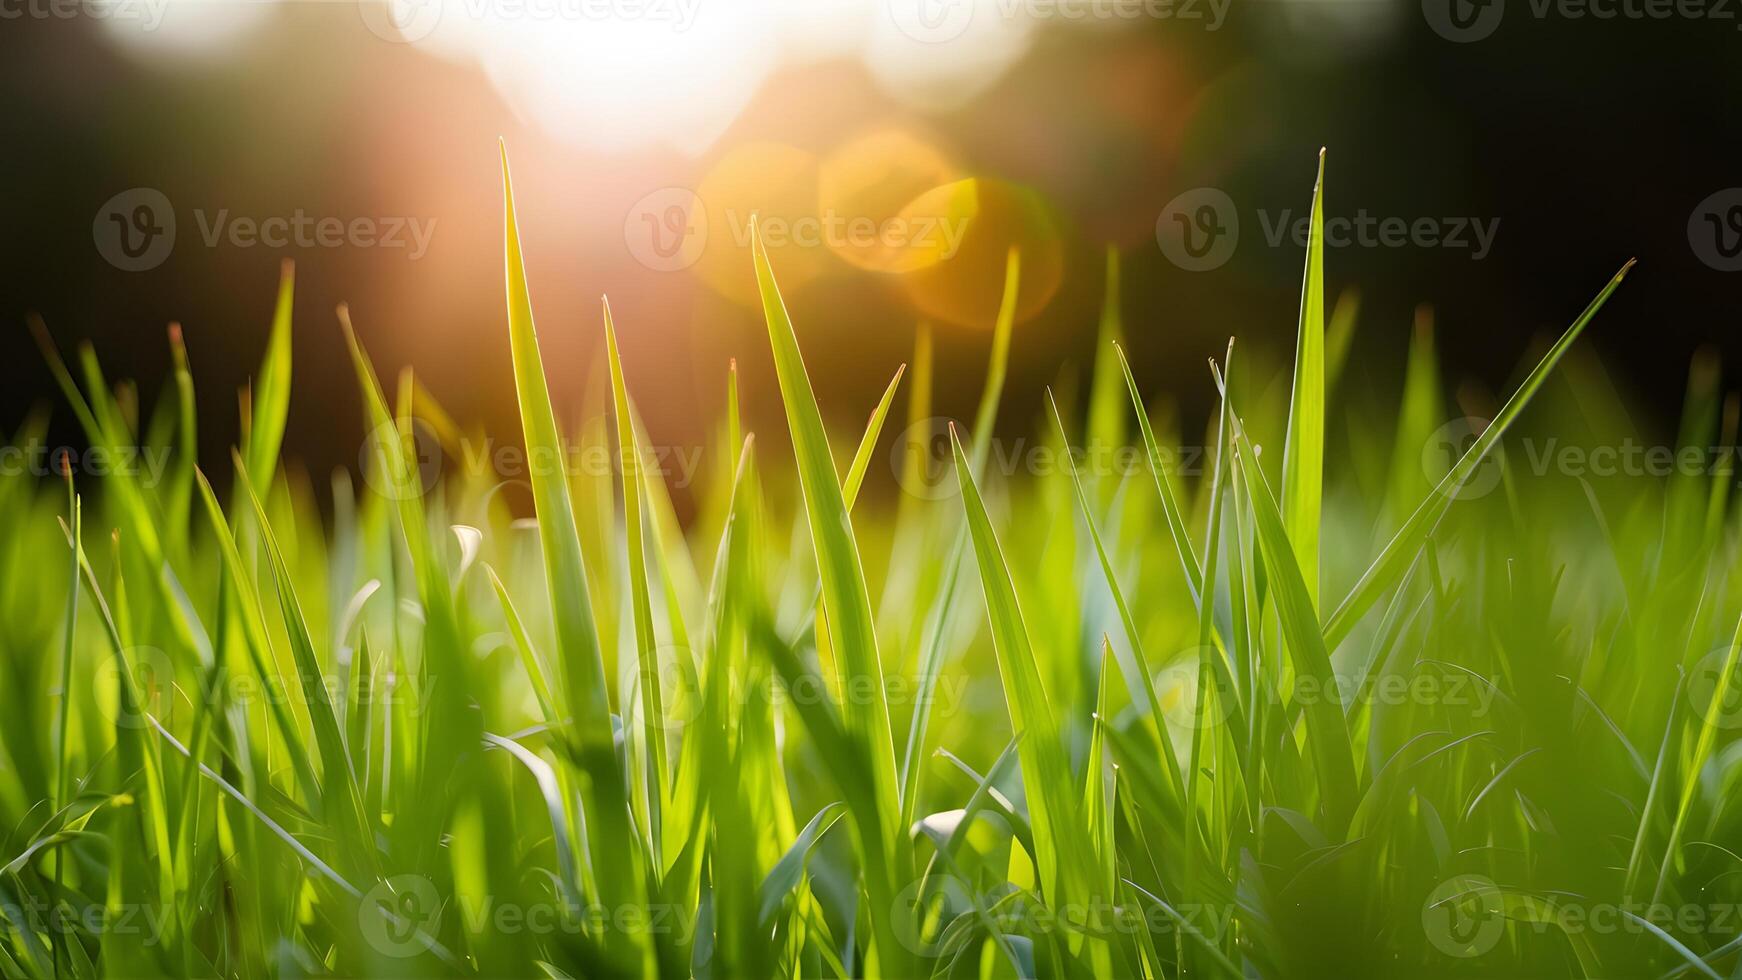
[0,0,1737,512]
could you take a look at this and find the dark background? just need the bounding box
[1,0,1736,508]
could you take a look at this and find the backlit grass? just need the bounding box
[2,150,1738,979]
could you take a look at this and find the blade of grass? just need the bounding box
[1281,149,1327,608]
[604,300,668,865]
[1216,364,1359,833]
[1652,612,1742,903]
[500,144,651,972]
[749,217,913,974]
[950,425,1098,917]
[242,260,294,492]
[1323,259,1635,650]
[1115,343,1202,603]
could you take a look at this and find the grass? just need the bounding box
[2,149,1739,979]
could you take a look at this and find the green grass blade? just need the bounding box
[232,453,376,873]
[1218,367,1359,833]
[1115,343,1202,602]
[1653,611,1742,903]
[1323,259,1635,650]
[604,300,668,862]
[500,145,650,972]
[950,425,1094,910]
[1043,390,1184,804]
[844,364,905,506]
[191,467,324,811]
[243,259,294,492]
[749,218,913,973]
[1281,150,1326,608]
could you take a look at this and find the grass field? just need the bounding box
[2,150,1739,979]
